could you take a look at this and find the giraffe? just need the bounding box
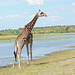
[13,10,47,68]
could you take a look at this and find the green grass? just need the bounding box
[0,49,75,75]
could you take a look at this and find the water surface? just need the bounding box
[0,34,75,66]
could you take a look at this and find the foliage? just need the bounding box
[0,25,75,36]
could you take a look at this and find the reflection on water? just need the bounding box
[0,34,75,66]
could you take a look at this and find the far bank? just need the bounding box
[0,32,75,40]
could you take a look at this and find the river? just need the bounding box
[0,34,75,66]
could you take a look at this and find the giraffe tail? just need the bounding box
[14,51,17,61]
[14,42,18,61]
[14,51,16,58]
[14,51,17,60]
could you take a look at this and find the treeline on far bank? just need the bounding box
[0,25,75,36]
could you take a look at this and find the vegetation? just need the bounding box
[0,33,75,40]
[0,25,75,36]
[0,49,75,75]
[0,35,17,40]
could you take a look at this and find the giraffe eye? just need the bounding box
[40,12,43,14]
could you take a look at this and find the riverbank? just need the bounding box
[0,35,17,40]
[0,33,75,40]
[0,49,75,75]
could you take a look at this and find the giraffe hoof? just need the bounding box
[19,65,21,69]
[12,65,15,68]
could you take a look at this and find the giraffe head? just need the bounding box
[38,10,47,17]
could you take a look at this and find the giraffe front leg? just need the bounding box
[30,39,32,62]
[26,43,29,65]
[30,34,33,64]
[30,43,33,65]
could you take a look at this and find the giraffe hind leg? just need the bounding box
[26,43,29,65]
[30,38,32,61]
[17,49,21,69]
[30,34,33,64]
[13,46,18,68]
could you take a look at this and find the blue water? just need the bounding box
[0,34,75,66]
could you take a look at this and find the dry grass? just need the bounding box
[0,33,75,40]
[33,33,75,36]
[0,35,17,40]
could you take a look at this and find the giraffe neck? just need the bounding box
[24,13,39,31]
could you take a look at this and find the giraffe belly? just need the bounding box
[17,39,25,49]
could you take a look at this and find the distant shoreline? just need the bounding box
[0,33,75,40]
